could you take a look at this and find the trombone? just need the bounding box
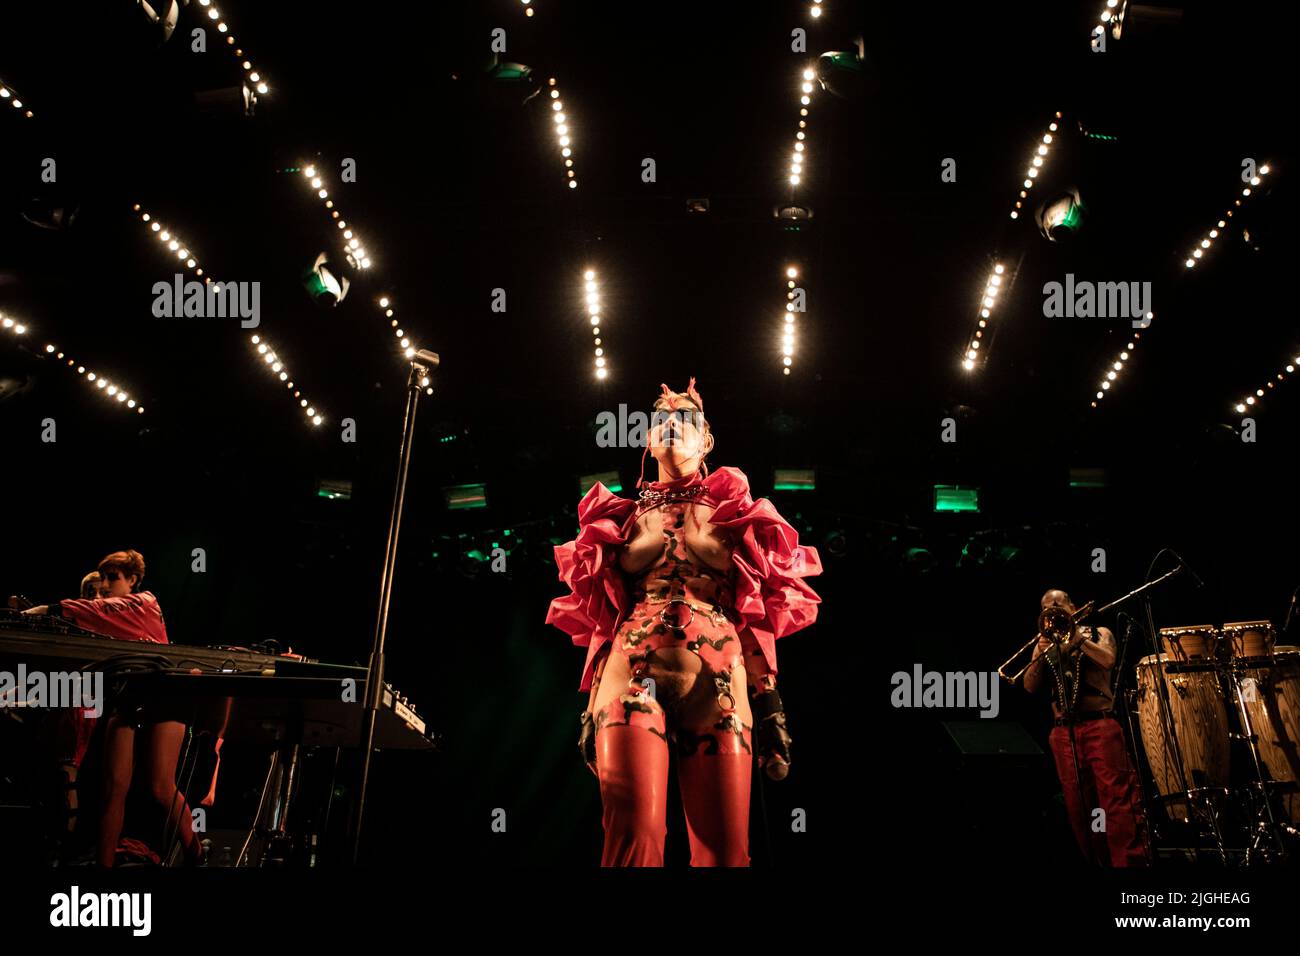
[998,600,1095,684]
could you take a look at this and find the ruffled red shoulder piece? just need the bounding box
[545,467,821,691]
[544,481,639,691]
[702,466,822,676]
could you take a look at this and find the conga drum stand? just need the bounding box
[1224,658,1291,863]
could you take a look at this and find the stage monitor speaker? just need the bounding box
[942,720,1042,757]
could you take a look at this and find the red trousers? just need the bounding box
[1048,718,1150,866]
[595,692,752,866]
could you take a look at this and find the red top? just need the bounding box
[58,591,170,644]
[545,466,822,691]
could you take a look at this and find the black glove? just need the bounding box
[578,710,597,776]
[751,686,792,781]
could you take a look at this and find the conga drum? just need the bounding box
[1237,646,1300,823]
[1159,624,1219,662]
[1222,620,1276,662]
[1135,653,1231,822]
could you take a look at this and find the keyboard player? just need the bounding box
[21,549,206,866]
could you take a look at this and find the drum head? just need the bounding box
[1223,620,1275,659]
[1159,625,1218,661]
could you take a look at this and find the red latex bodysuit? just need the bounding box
[546,465,822,866]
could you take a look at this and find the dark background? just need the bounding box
[0,1,1295,869]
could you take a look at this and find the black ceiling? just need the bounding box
[0,1,1293,636]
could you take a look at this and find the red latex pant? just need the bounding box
[1049,718,1150,867]
[595,688,752,867]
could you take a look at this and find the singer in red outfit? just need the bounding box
[546,378,822,866]
[24,550,206,866]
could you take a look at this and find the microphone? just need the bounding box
[1170,551,1205,590]
[412,349,440,370]
[1286,588,1298,634]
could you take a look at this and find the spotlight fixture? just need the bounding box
[20,197,80,231]
[478,54,539,107]
[134,0,186,46]
[193,84,256,117]
[774,204,814,221]
[816,37,872,100]
[302,251,349,306]
[1036,187,1083,242]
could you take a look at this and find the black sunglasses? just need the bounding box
[101,570,122,582]
[651,408,704,429]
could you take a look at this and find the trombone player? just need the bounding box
[1022,589,1149,866]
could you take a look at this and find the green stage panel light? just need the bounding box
[934,485,979,513]
[317,478,352,500]
[444,483,488,510]
[773,469,816,491]
[579,471,621,495]
[1069,467,1108,489]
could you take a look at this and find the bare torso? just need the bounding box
[591,500,752,726]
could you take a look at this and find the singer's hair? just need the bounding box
[98,550,146,590]
[652,392,709,431]
[1040,588,1072,608]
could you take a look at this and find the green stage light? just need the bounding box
[317,478,352,501]
[444,483,488,510]
[1069,467,1108,489]
[774,469,816,491]
[579,471,621,495]
[302,252,349,306]
[934,485,979,513]
[1037,188,1084,242]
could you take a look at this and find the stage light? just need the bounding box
[816,46,869,101]
[579,471,622,496]
[193,84,256,117]
[444,483,488,511]
[302,252,349,306]
[1035,188,1083,242]
[120,0,184,49]
[19,199,80,231]
[934,485,979,513]
[904,547,936,574]
[773,469,816,491]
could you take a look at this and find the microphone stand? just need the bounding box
[1114,613,1157,862]
[351,351,439,865]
